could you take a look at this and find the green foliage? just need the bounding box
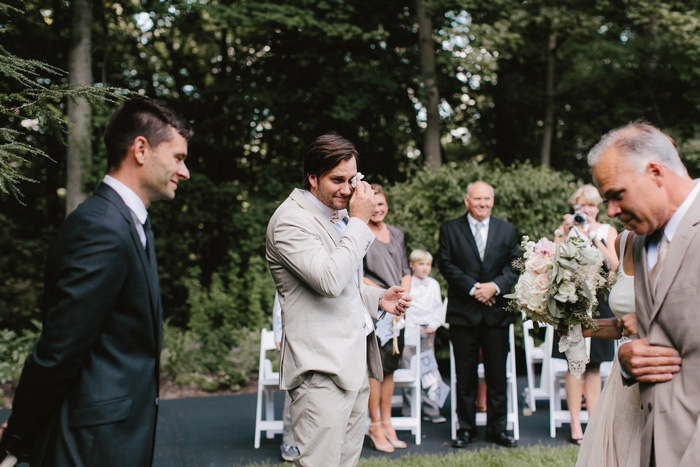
[161,256,275,391]
[0,212,54,330]
[186,255,273,338]
[0,320,41,385]
[161,321,262,392]
[0,41,124,201]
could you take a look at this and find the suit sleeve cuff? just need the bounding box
[617,341,637,385]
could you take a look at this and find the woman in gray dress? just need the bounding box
[364,184,412,452]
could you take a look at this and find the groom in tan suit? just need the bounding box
[589,123,697,467]
[266,133,409,466]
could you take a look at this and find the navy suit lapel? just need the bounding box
[95,183,162,350]
[483,218,502,263]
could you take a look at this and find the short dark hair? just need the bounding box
[103,98,194,171]
[303,133,359,189]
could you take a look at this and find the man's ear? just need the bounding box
[308,174,318,190]
[131,136,149,165]
[646,161,665,187]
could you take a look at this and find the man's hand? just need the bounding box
[474,282,497,305]
[348,180,374,223]
[381,286,411,317]
[619,313,638,336]
[618,337,681,383]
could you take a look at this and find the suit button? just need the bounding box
[648,402,652,412]
[155,397,160,406]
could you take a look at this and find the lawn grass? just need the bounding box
[249,444,579,466]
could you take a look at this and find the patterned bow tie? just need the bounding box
[331,209,348,224]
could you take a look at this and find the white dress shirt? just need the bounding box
[103,175,148,249]
[466,213,500,296]
[647,179,700,269]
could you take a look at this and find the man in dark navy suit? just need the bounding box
[437,181,519,448]
[0,98,192,466]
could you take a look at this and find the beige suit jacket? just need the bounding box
[632,193,700,467]
[266,189,385,392]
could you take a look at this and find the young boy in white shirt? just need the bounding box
[400,249,446,423]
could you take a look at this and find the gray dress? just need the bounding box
[363,224,411,372]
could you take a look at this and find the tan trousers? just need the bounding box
[289,369,370,467]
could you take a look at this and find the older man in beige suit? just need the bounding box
[589,122,698,467]
[266,133,409,466]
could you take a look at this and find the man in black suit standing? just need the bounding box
[437,181,519,448]
[0,98,192,466]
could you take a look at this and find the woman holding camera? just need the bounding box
[553,184,618,445]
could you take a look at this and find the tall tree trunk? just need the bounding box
[66,0,93,215]
[540,27,557,167]
[415,0,442,168]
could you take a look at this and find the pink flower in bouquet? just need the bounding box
[533,237,556,256]
[526,253,551,275]
[534,273,550,292]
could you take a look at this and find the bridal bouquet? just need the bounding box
[505,231,608,378]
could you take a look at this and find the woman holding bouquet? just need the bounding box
[363,184,412,452]
[553,185,618,444]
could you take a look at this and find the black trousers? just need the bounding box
[450,323,509,436]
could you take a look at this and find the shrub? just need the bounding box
[161,321,262,392]
[0,320,42,400]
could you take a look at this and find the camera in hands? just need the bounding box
[572,205,587,226]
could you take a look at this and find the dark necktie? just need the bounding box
[144,217,157,267]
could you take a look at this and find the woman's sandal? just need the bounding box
[381,420,407,449]
[367,422,394,453]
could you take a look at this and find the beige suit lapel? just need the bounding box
[289,188,340,246]
[648,194,700,323]
[289,188,365,295]
[633,233,653,334]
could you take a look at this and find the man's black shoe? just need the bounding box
[452,432,474,448]
[485,431,518,448]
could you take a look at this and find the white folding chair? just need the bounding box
[522,318,550,413]
[546,326,613,437]
[390,325,422,445]
[450,324,519,440]
[253,328,284,448]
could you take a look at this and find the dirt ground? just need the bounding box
[1,376,259,410]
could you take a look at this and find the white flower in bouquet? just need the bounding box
[506,232,608,378]
[554,281,578,303]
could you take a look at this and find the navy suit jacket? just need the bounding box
[437,215,519,327]
[7,183,162,466]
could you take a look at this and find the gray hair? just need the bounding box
[464,181,495,199]
[587,122,687,177]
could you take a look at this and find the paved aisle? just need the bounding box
[153,377,571,466]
